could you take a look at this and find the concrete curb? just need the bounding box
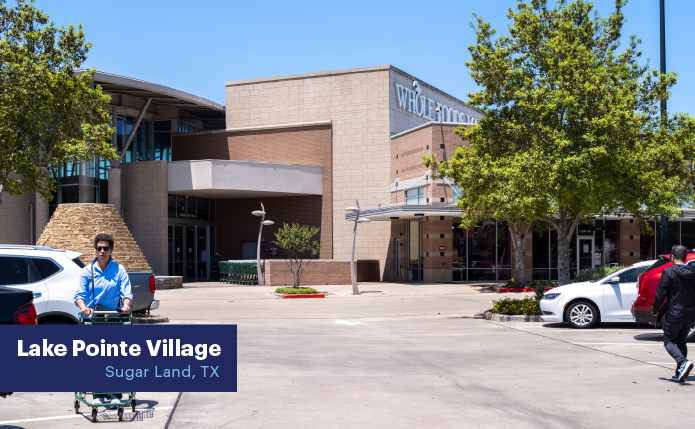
[133,315,169,324]
[482,310,544,322]
[495,287,553,293]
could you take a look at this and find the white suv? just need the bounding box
[0,245,90,324]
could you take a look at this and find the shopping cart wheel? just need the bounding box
[118,407,123,421]
[74,399,80,414]
[131,399,136,413]
[91,407,98,422]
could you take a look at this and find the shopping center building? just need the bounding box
[2,65,694,283]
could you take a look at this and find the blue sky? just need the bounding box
[43,0,693,115]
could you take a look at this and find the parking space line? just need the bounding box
[487,321,674,370]
[0,406,173,425]
[571,342,662,346]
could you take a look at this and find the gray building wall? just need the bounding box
[121,161,168,276]
[0,191,34,244]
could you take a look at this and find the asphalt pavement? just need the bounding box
[1,282,693,428]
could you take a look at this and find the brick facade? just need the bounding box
[172,124,333,261]
[264,259,380,286]
[390,124,468,206]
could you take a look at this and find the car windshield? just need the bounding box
[600,265,647,283]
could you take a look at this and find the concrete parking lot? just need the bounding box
[2,282,694,428]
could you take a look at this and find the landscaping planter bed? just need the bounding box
[282,293,325,299]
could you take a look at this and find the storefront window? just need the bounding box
[640,221,656,261]
[406,187,424,205]
[681,222,695,249]
[154,120,172,161]
[467,220,496,281]
[497,222,511,280]
[168,195,176,219]
[452,221,466,281]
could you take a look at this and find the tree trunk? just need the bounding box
[553,208,581,286]
[0,182,4,206]
[509,219,532,283]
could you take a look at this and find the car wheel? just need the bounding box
[566,301,599,329]
[687,323,695,342]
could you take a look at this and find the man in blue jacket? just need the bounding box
[652,245,695,382]
[74,233,133,406]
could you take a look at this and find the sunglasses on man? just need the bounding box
[95,246,111,251]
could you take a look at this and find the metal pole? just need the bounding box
[660,0,669,255]
[351,200,361,295]
[29,203,34,245]
[257,203,265,286]
[118,98,152,165]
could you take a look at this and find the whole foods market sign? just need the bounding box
[395,80,477,124]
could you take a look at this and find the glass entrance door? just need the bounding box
[407,219,422,281]
[578,237,593,271]
[393,238,402,281]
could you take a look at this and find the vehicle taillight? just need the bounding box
[13,304,37,325]
[149,275,156,294]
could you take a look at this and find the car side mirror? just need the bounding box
[607,277,620,284]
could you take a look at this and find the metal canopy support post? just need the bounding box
[118,97,152,165]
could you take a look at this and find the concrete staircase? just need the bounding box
[37,204,152,272]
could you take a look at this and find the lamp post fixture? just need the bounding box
[345,199,370,295]
[252,203,274,286]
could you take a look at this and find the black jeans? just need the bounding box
[663,318,691,369]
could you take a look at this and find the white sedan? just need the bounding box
[540,260,653,328]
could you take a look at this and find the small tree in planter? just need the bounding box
[274,223,323,288]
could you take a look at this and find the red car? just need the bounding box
[631,252,695,341]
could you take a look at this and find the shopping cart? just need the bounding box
[74,311,137,423]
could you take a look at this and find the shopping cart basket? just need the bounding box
[74,311,136,423]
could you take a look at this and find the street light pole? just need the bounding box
[660,0,669,255]
[252,203,274,286]
[346,199,370,295]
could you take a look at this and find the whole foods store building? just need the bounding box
[1,65,692,283]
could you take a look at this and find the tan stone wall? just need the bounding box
[226,68,391,277]
[121,161,168,276]
[0,191,34,245]
[224,66,483,280]
[37,204,152,272]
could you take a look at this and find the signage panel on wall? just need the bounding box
[395,80,478,124]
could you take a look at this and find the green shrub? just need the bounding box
[491,296,540,315]
[573,266,624,283]
[275,287,319,294]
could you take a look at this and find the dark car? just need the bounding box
[0,285,37,399]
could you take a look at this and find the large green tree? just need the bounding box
[425,149,547,283]
[0,0,114,205]
[430,0,695,285]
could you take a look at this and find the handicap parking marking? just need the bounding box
[0,406,173,425]
[332,320,362,325]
